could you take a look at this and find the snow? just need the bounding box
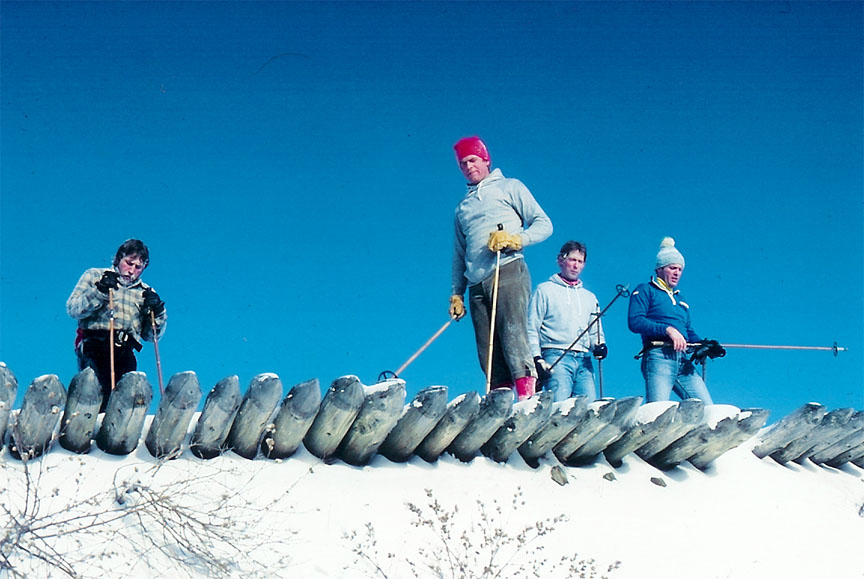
[514,394,541,414]
[556,396,583,416]
[703,404,741,427]
[636,401,678,423]
[2,415,862,579]
[364,378,405,396]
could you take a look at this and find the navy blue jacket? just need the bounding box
[628,279,700,346]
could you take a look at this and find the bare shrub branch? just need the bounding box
[345,486,621,579]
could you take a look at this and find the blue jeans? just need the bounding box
[541,349,597,402]
[641,347,713,404]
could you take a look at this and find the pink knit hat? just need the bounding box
[453,136,490,162]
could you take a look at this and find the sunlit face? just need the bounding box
[117,254,145,284]
[558,250,586,282]
[458,154,491,185]
[657,264,683,288]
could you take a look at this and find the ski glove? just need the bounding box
[141,287,165,317]
[533,356,552,382]
[592,343,608,360]
[487,230,523,252]
[690,339,726,365]
[449,295,466,320]
[95,270,120,294]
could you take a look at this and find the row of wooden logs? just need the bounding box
[1,363,862,471]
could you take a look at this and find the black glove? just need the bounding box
[141,287,165,316]
[95,270,120,294]
[534,356,552,382]
[691,339,725,364]
[706,340,726,360]
[592,343,608,360]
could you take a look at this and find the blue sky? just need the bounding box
[1,1,861,422]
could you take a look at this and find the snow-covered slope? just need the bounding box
[2,428,862,579]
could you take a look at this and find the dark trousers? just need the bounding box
[468,258,534,387]
[77,334,138,412]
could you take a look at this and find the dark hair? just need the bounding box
[113,239,150,267]
[558,240,587,260]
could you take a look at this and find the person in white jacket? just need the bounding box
[527,241,607,401]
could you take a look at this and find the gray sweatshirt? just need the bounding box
[526,274,604,357]
[451,168,552,295]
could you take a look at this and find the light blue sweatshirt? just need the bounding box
[526,274,604,357]
[451,168,552,295]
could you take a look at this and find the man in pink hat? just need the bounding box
[449,136,553,400]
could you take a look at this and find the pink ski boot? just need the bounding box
[514,376,536,401]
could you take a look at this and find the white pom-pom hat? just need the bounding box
[655,237,685,269]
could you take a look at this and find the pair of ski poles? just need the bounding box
[542,284,631,398]
[107,289,165,395]
[378,224,508,391]
[380,268,630,401]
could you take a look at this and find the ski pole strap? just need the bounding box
[549,284,630,371]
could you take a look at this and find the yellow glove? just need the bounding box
[487,230,523,252]
[449,295,466,320]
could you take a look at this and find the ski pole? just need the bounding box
[485,224,504,394]
[549,284,630,371]
[108,289,116,391]
[378,318,453,381]
[647,340,848,356]
[150,310,165,395]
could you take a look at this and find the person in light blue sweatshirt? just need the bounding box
[448,136,552,401]
[527,241,607,402]
[628,237,724,403]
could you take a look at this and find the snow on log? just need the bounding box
[566,396,642,465]
[0,363,18,446]
[448,388,514,462]
[518,396,589,466]
[636,398,704,461]
[145,371,202,459]
[415,391,480,462]
[261,378,321,460]
[303,375,365,459]
[604,401,677,467]
[9,374,66,460]
[482,390,554,463]
[58,367,102,454]
[751,402,826,459]
[225,373,283,460]
[95,372,152,456]
[379,385,448,463]
[338,378,407,466]
[189,375,242,459]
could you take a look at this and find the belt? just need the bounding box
[82,329,142,352]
